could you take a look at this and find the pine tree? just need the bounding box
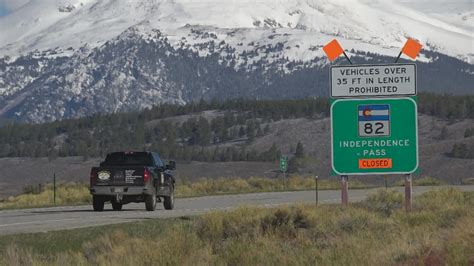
[238,126,246,138]
[438,126,448,140]
[263,124,270,135]
[295,142,304,158]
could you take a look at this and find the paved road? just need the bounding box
[1,185,473,236]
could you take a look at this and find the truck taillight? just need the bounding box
[143,168,150,183]
[90,169,97,186]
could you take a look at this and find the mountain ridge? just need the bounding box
[0,0,472,123]
[1,0,472,62]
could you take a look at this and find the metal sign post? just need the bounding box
[405,174,412,211]
[315,175,319,205]
[279,157,288,188]
[53,172,56,205]
[341,175,348,206]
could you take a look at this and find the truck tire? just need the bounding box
[164,186,174,210]
[93,195,104,211]
[112,201,123,211]
[145,191,157,211]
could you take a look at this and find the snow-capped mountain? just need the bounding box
[1,0,472,62]
[0,0,472,123]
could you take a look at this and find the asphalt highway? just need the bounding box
[1,185,473,236]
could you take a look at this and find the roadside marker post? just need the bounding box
[326,39,421,210]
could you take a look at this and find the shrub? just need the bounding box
[414,176,444,186]
[360,189,403,216]
[416,188,467,211]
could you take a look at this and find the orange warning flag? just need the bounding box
[323,39,344,61]
[401,38,422,59]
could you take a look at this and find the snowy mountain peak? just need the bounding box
[0,0,472,123]
[0,0,472,63]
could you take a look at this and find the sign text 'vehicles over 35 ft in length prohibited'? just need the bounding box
[330,64,416,98]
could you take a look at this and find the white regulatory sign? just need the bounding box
[330,64,416,98]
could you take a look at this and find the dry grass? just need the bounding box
[176,176,367,197]
[1,188,473,265]
[0,176,368,210]
[0,182,90,209]
[395,175,446,187]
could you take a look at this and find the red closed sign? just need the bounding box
[358,158,392,169]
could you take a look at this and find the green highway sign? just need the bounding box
[279,157,288,172]
[331,97,418,175]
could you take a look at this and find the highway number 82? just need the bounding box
[359,121,390,137]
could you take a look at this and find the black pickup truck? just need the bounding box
[90,151,176,211]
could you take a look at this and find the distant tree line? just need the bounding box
[448,143,474,159]
[0,93,472,161]
[417,93,474,120]
[0,98,327,161]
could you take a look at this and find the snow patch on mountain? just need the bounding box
[0,0,472,63]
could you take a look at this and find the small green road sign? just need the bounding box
[331,97,418,175]
[279,157,288,172]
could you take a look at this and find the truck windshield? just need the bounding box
[101,152,153,166]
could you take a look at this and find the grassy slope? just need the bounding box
[1,188,473,265]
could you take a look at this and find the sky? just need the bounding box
[0,0,29,17]
[0,3,9,17]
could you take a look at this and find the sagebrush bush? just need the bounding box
[416,188,467,210]
[360,189,403,216]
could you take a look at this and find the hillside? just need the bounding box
[0,96,473,197]
[0,0,472,122]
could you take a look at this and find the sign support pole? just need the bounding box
[279,156,288,189]
[405,174,412,212]
[394,51,402,63]
[341,175,348,206]
[342,51,353,65]
[53,172,56,205]
[315,175,319,206]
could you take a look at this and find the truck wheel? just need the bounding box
[92,195,104,212]
[112,201,123,211]
[145,191,156,211]
[164,186,174,210]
